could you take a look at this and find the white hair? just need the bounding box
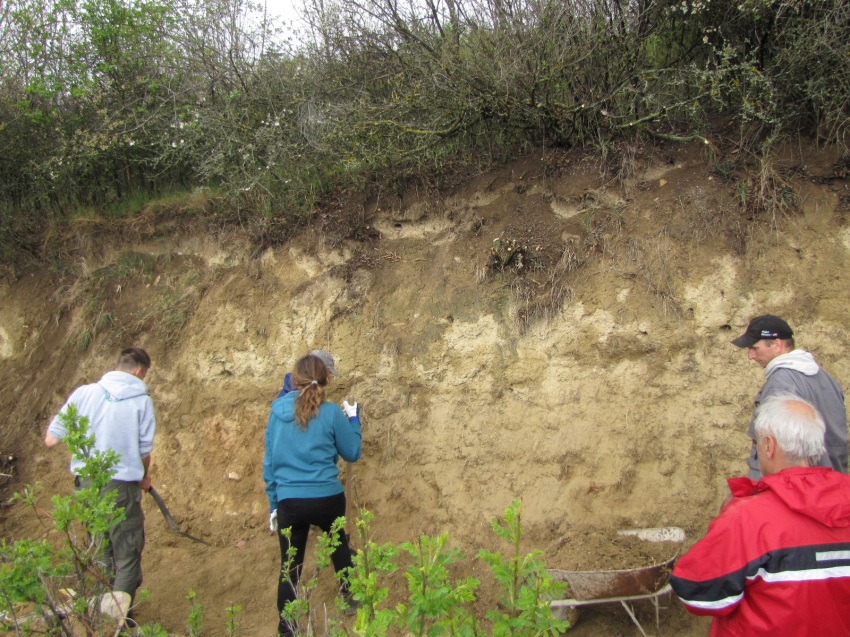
[754,394,826,466]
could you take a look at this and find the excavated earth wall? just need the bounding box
[2,141,849,636]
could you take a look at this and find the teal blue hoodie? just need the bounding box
[263,390,361,511]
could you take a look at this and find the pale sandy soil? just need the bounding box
[2,138,849,637]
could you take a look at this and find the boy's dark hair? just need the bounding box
[116,347,151,372]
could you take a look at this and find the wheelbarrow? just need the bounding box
[546,527,685,637]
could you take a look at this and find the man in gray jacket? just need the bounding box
[733,315,847,479]
[45,347,156,608]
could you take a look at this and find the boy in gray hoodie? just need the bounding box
[45,347,156,607]
[733,315,847,479]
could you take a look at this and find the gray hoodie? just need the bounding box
[747,350,848,479]
[48,371,156,482]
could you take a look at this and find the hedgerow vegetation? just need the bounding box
[1,0,848,260]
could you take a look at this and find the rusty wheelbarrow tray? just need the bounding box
[545,527,684,637]
[548,559,676,637]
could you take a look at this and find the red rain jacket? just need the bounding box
[670,467,850,636]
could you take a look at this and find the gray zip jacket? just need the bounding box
[747,350,848,479]
[48,371,156,482]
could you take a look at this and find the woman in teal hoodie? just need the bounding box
[263,354,362,637]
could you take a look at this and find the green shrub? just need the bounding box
[0,405,127,636]
[280,502,568,637]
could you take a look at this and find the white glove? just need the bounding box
[342,401,359,419]
[269,510,278,532]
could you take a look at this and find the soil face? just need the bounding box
[2,138,849,637]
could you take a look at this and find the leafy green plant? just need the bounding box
[139,622,170,637]
[186,589,204,637]
[0,405,125,637]
[0,538,57,632]
[225,604,242,637]
[396,533,480,637]
[282,503,566,637]
[348,510,399,637]
[477,501,569,637]
[279,519,349,636]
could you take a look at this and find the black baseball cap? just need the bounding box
[731,315,794,348]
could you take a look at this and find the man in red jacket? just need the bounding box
[670,393,850,636]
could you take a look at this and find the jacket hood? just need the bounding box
[275,373,294,401]
[730,467,850,528]
[271,389,299,422]
[765,349,819,378]
[97,370,149,401]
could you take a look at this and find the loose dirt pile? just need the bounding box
[2,138,849,636]
[548,530,682,572]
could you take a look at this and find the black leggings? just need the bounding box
[276,492,354,634]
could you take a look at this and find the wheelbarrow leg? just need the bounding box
[653,593,660,637]
[619,600,648,637]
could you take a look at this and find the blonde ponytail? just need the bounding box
[292,355,330,430]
